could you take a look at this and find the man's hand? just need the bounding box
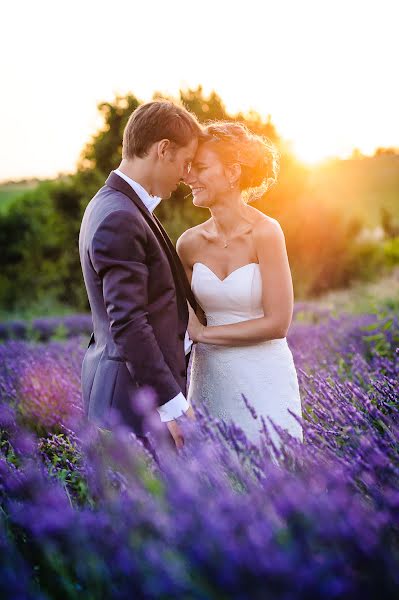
[166,405,196,449]
[166,419,185,449]
[185,405,196,420]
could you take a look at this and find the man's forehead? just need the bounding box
[179,137,198,161]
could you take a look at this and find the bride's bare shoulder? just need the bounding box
[247,207,284,241]
[176,219,212,262]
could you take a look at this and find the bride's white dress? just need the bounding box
[187,262,303,447]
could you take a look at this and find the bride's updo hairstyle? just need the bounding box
[202,121,280,202]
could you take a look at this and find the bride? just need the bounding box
[177,121,303,448]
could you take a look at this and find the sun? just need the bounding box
[289,137,343,167]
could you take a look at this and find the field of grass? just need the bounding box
[309,265,399,315]
[0,180,40,213]
[309,154,399,228]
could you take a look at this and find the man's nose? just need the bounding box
[182,171,193,185]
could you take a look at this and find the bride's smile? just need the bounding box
[191,187,206,196]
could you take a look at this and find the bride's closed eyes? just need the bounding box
[193,163,208,173]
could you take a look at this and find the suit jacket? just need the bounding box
[79,171,196,435]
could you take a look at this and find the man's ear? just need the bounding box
[157,139,171,160]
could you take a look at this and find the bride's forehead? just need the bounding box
[193,144,220,165]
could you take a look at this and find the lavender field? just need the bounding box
[1,285,398,599]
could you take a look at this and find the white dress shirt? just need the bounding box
[113,169,192,422]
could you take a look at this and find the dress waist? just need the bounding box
[205,311,264,326]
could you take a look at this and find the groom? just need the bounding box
[79,100,202,451]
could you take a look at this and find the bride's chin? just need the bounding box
[193,195,209,208]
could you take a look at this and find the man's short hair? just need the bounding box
[122,100,203,159]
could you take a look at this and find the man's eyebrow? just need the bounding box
[193,161,207,167]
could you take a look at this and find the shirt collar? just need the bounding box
[113,169,162,213]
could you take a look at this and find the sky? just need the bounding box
[0,0,398,181]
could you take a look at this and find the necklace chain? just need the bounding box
[220,230,238,248]
[215,220,249,249]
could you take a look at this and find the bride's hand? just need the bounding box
[188,305,205,343]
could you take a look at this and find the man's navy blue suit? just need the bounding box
[79,171,196,437]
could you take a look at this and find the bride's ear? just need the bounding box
[226,162,241,188]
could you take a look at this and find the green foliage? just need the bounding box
[381,207,399,239]
[308,154,399,229]
[0,181,39,214]
[0,171,102,313]
[360,316,399,362]
[0,181,61,310]
[383,236,399,266]
[38,433,93,507]
[180,86,230,122]
[0,428,20,468]
[79,94,140,175]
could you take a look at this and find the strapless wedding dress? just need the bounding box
[187,262,303,447]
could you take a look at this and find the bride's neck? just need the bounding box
[210,194,248,236]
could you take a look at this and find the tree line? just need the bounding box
[1,86,398,316]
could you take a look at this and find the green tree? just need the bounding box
[79,94,141,175]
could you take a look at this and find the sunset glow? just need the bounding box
[0,0,398,180]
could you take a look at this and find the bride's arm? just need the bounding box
[189,219,293,346]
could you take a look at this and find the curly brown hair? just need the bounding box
[201,121,280,201]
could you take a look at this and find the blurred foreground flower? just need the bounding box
[18,352,83,430]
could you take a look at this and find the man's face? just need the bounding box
[156,138,198,198]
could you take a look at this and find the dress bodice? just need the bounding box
[191,262,264,326]
[188,261,303,448]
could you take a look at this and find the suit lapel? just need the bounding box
[152,213,197,309]
[105,172,197,311]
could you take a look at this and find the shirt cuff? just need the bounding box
[184,330,193,355]
[156,392,190,422]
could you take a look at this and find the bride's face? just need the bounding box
[185,143,231,208]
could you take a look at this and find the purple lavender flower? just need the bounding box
[0,306,397,597]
